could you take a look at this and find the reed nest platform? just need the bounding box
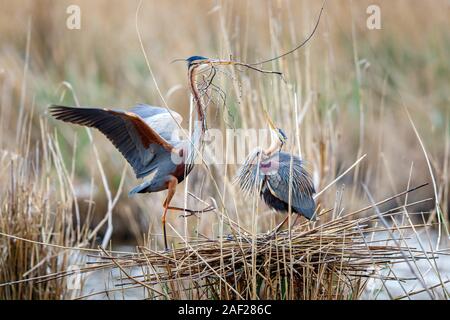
[72,204,439,300]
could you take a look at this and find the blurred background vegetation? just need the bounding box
[0,0,448,247]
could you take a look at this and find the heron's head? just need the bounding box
[185,56,209,68]
[174,56,238,70]
[171,56,240,73]
[276,128,288,150]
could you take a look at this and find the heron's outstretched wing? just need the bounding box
[49,105,176,179]
[265,152,316,219]
[130,104,183,142]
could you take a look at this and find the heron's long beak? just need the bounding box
[172,58,237,68]
[263,108,287,154]
[210,59,236,66]
[262,108,285,155]
[263,108,277,132]
[170,58,186,64]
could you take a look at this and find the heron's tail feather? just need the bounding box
[294,196,316,221]
[129,180,152,196]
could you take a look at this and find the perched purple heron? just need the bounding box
[235,111,316,226]
[50,56,232,250]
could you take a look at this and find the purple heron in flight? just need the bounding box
[50,56,233,250]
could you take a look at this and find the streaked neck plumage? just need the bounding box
[263,129,282,157]
[186,65,207,166]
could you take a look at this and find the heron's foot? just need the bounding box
[178,203,216,218]
[266,230,278,240]
[161,247,170,253]
[267,224,291,239]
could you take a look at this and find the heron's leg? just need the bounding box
[271,212,299,236]
[273,214,291,233]
[162,176,178,251]
[291,215,300,229]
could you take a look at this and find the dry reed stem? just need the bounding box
[7,184,443,300]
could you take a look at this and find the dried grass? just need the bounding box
[0,0,449,300]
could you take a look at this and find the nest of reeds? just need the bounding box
[60,185,438,300]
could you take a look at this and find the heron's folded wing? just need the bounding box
[49,105,175,178]
[265,153,316,219]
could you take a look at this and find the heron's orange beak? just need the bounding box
[263,108,277,132]
[213,59,236,66]
[202,59,237,67]
[263,108,287,147]
[171,58,236,69]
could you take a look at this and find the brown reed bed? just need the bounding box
[0,139,448,300]
[12,183,445,300]
[0,119,92,299]
[1,0,450,300]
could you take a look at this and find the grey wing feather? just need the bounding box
[49,105,172,179]
[130,104,169,118]
[130,104,183,142]
[265,152,316,219]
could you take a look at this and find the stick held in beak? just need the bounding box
[172,56,283,78]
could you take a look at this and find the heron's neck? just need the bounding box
[263,130,281,157]
[187,66,207,160]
